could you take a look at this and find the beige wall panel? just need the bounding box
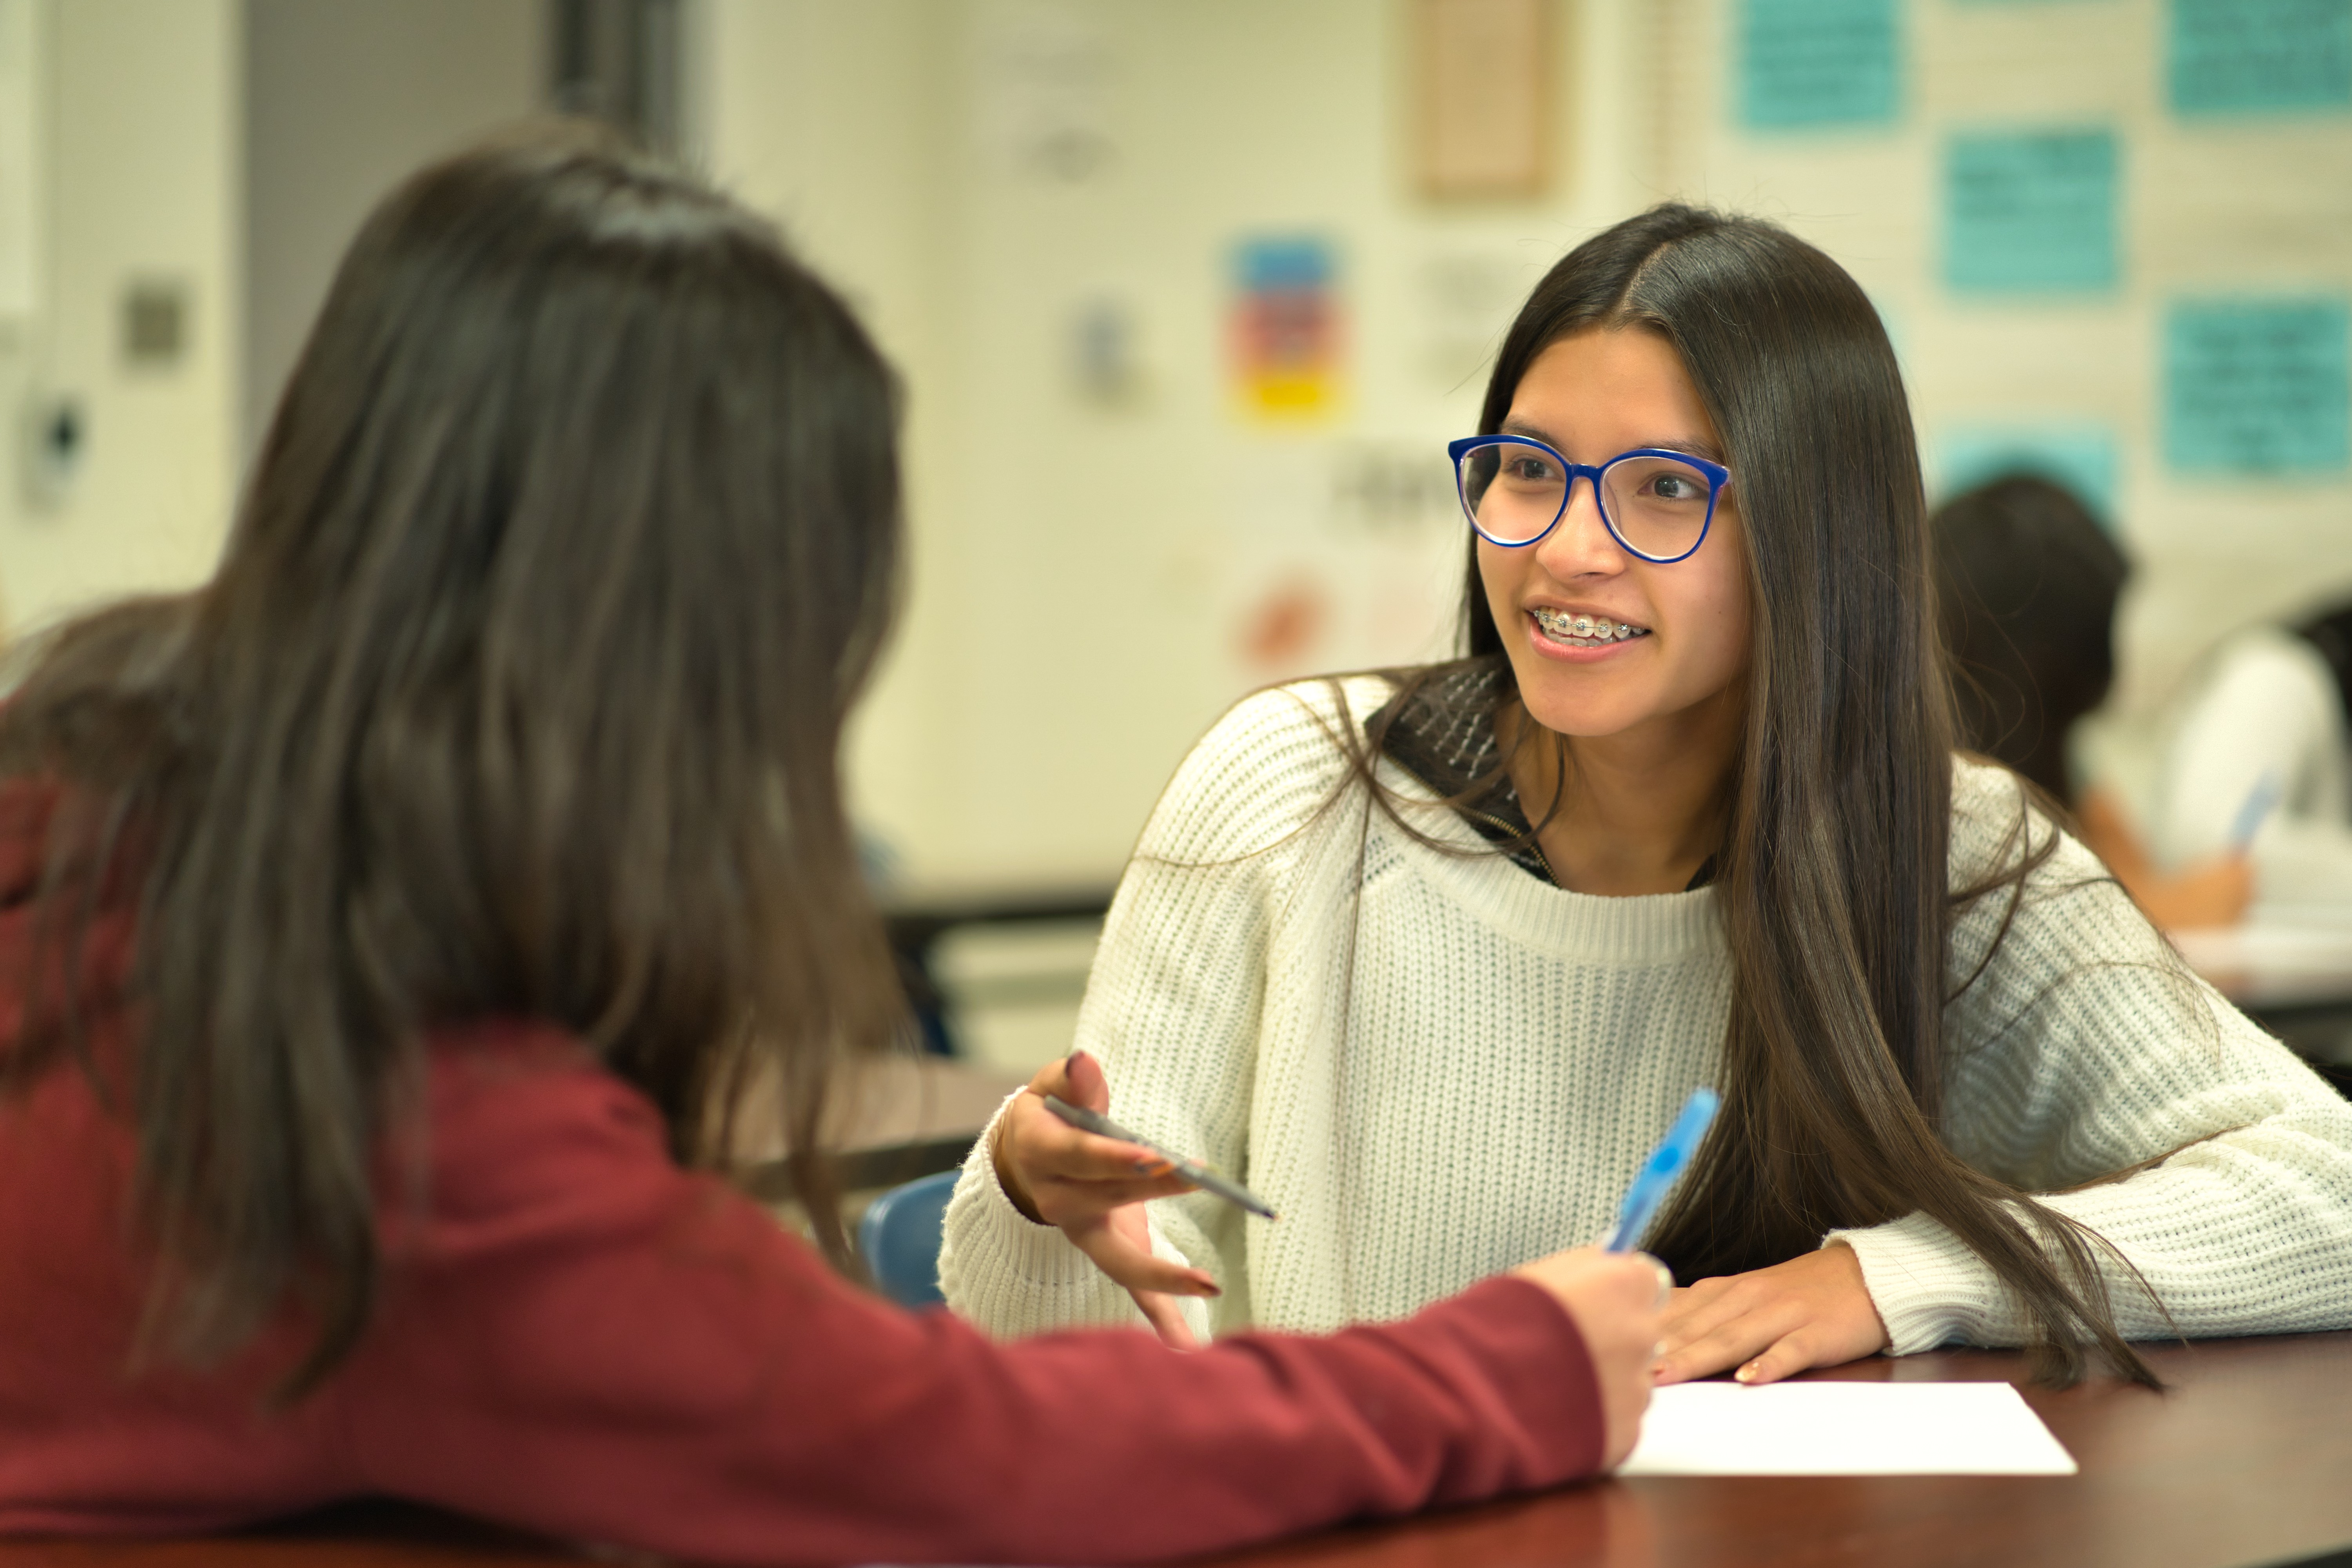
[0,0,240,641]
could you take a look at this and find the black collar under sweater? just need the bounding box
[1366,659,1719,892]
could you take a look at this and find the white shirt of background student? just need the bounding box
[2148,626,2352,921]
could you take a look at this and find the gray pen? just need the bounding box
[1042,1094,1279,1220]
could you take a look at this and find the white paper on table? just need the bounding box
[1617,1380,2077,1476]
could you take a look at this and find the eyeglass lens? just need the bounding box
[1457,441,1714,561]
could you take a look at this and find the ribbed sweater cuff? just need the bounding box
[1826,1213,2005,1355]
[955,1093,1105,1290]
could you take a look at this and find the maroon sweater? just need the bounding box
[0,784,1605,1566]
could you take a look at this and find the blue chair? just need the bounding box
[858,1169,959,1308]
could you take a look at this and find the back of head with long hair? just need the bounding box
[0,126,905,1392]
[1371,204,2152,1384]
[1930,475,2129,803]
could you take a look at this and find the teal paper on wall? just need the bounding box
[2165,299,2351,472]
[1738,0,1900,129]
[1943,129,2118,293]
[2169,0,2352,116]
[1935,427,2120,523]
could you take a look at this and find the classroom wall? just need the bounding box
[704,0,1673,887]
[911,0,1632,886]
[5,0,2341,889]
[0,0,241,642]
[703,0,2351,886]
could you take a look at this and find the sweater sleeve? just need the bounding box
[940,682,1368,1342]
[345,1026,1606,1568]
[1829,762,2352,1353]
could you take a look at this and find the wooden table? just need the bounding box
[1208,1331,2352,1568]
[6,1332,2348,1568]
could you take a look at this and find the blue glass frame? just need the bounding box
[1447,435,1731,564]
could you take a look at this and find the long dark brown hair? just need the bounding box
[0,127,905,1391]
[1361,205,2157,1385]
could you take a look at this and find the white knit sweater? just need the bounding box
[939,677,2352,1354]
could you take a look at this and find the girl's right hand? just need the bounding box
[1508,1247,1668,1469]
[990,1049,1220,1347]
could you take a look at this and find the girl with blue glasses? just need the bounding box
[956,204,2352,1392]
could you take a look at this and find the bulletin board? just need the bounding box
[1655,0,2352,715]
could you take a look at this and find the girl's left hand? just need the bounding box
[1653,1242,1890,1385]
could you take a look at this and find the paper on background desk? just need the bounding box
[1618,1381,2076,1476]
[2168,922,2352,1011]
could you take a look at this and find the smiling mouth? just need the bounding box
[1529,608,1651,647]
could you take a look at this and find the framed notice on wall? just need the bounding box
[1413,0,1554,200]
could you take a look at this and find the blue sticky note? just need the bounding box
[1738,0,1901,130]
[2165,299,2352,473]
[1935,426,2120,525]
[2169,0,2352,116]
[1943,129,2119,294]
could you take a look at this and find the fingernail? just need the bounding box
[1735,1362,1758,1383]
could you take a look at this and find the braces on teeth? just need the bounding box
[1531,608,1648,643]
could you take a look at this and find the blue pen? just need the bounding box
[2229,769,2285,852]
[1606,1087,1721,1252]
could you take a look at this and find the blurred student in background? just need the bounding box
[1933,474,2352,928]
[2143,597,2352,924]
[1931,476,2127,804]
[0,129,1666,1566]
[1933,475,2246,927]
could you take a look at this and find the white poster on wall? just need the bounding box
[1217,441,1465,693]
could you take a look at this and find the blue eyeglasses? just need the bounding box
[1448,436,1731,564]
